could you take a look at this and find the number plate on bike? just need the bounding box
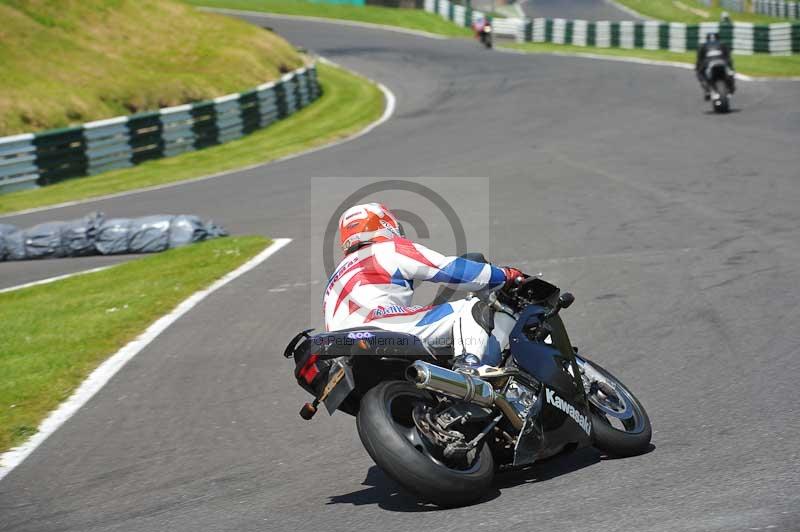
[322,358,355,415]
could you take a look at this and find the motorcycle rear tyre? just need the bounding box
[356,380,495,507]
[713,80,730,113]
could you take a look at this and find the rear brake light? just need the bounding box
[299,354,320,384]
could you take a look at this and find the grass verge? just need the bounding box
[612,0,785,23]
[505,42,800,77]
[0,236,270,453]
[186,0,472,37]
[0,63,384,215]
[0,0,302,135]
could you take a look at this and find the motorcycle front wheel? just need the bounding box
[576,356,652,457]
[356,380,494,507]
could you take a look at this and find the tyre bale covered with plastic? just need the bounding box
[0,224,19,261]
[95,214,227,255]
[1,213,104,260]
[0,212,226,260]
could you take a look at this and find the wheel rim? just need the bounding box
[385,390,483,473]
[576,357,647,435]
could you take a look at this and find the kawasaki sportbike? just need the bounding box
[705,56,735,113]
[284,256,651,507]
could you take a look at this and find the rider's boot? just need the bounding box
[451,354,503,377]
[451,353,482,375]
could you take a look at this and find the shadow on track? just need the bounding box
[327,466,460,512]
[328,444,656,511]
[494,446,602,490]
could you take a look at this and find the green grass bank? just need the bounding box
[0,0,303,135]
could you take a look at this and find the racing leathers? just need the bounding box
[324,238,513,367]
[696,40,735,96]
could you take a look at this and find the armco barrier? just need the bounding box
[754,0,800,19]
[527,17,800,54]
[424,0,524,39]
[422,0,800,54]
[0,64,320,194]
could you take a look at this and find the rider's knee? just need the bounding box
[471,300,495,334]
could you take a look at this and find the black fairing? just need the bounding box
[510,305,592,463]
[287,327,441,416]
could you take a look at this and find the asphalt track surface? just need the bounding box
[2,15,800,532]
[521,0,644,21]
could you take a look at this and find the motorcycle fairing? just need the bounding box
[706,59,729,80]
[510,306,592,465]
[287,327,441,416]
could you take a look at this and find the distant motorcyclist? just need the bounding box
[472,14,489,37]
[696,32,735,100]
[472,14,493,48]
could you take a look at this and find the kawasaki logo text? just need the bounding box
[546,388,591,435]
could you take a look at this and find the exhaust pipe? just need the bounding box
[406,361,524,430]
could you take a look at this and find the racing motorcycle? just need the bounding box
[479,23,493,48]
[284,257,651,507]
[705,55,735,113]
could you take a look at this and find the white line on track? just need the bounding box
[0,72,397,220]
[0,265,114,294]
[198,7,448,40]
[0,237,292,482]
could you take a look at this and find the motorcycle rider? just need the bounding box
[472,14,490,41]
[325,203,524,372]
[696,32,735,100]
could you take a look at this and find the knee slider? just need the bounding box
[471,300,495,334]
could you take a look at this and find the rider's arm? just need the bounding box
[696,44,706,70]
[722,43,734,69]
[388,239,507,292]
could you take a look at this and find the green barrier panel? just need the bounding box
[610,22,620,47]
[448,2,454,21]
[565,20,574,44]
[634,22,645,48]
[293,75,305,108]
[719,22,734,45]
[658,23,670,49]
[190,102,219,150]
[793,24,800,52]
[33,126,88,186]
[239,90,262,135]
[686,25,699,50]
[306,70,318,100]
[465,6,473,27]
[754,25,770,52]
[545,18,553,42]
[309,68,321,100]
[274,80,289,120]
[587,22,596,46]
[127,111,163,164]
[524,19,533,41]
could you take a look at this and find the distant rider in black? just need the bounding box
[696,32,735,100]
